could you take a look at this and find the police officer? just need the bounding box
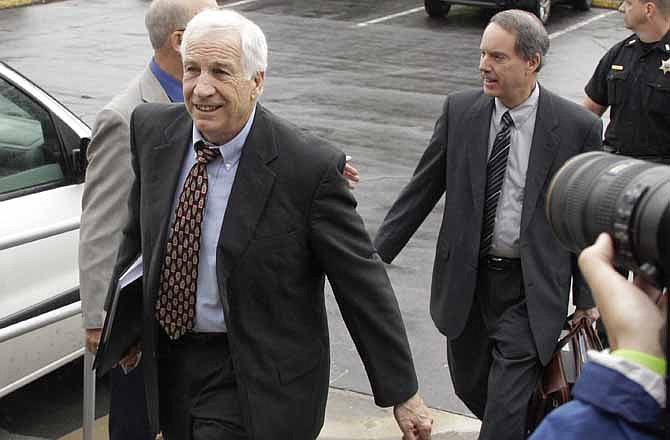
[584,0,670,163]
[583,0,670,346]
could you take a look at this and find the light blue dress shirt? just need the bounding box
[150,58,183,103]
[170,107,256,332]
[487,84,540,258]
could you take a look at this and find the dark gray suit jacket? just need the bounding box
[110,103,418,439]
[373,86,603,365]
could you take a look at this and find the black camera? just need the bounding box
[546,152,670,286]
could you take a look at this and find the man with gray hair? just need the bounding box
[79,0,218,439]
[81,1,360,438]
[374,9,602,439]
[111,8,432,440]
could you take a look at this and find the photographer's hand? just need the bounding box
[573,307,600,323]
[578,233,666,358]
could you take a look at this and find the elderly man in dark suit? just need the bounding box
[111,8,432,440]
[374,10,602,440]
[79,1,217,438]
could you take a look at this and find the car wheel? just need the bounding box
[573,0,591,11]
[424,0,452,18]
[533,0,551,24]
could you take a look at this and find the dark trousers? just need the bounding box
[447,258,542,440]
[109,361,152,440]
[158,332,247,440]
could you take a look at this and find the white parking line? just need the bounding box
[356,6,616,33]
[356,6,425,27]
[548,10,618,40]
[221,0,258,7]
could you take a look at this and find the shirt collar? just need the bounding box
[150,58,183,103]
[191,105,256,167]
[654,30,670,53]
[626,31,670,53]
[493,83,540,129]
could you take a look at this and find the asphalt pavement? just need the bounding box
[0,0,626,438]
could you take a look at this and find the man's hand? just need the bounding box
[573,307,600,324]
[117,342,142,372]
[578,233,666,358]
[393,392,433,440]
[85,328,102,353]
[343,157,360,190]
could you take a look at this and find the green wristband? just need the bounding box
[612,350,667,376]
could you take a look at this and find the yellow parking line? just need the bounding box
[0,0,34,9]
[592,0,621,9]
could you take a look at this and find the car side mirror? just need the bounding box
[72,137,89,183]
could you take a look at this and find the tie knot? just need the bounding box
[501,111,514,128]
[195,141,222,164]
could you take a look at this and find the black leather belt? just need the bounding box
[482,255,521,271]
[159,331,228,357]
[173,332,228,345]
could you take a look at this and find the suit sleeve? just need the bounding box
[78,107,133,329]
[373,98,449,263]
[572,117,604,309]
[584,48,618,108]
[309,155,418,407]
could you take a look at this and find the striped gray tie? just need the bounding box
[480,110,514,255]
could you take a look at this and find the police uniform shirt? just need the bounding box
[585,31,670,159]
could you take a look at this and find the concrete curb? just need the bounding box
[57,388,481,440]
[319,388,480,440]
[0,428,49,440]
[592,0,621,10]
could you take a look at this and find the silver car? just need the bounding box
[0,61,89,398]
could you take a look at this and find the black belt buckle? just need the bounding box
[188,332,227,343]
[485,255,519,271]
[488,256,506,271]
[172,332,228,345]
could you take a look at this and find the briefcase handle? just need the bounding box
[554,316,603,376]
[556,316,602,348]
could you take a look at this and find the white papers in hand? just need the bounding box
[119,255,143,290]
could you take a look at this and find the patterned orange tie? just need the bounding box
[155,141,221,339]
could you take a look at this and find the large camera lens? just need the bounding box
[546,152,670,284]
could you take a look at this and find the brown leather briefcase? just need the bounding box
[526,317,603,433]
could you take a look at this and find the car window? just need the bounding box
[0,77,66,197]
